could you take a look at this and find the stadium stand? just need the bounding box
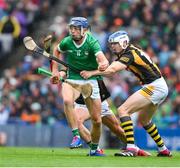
[0,0,179,148]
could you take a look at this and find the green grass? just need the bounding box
[0,147,179,167]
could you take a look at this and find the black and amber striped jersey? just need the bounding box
[116,44,161,85]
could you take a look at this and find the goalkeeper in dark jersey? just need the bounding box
[80,30,172,157]
[50,17,109,156]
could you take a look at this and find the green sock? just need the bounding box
[72,128,80,137]
[90,143,98,151]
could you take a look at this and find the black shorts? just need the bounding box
[75,80,111,105]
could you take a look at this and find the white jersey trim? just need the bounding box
[95,51,103,57]
[73,34,87,48]
[57,45,66,53]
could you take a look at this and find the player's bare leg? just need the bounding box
[102,115,126,143]
[62,83,82,148]
[115,92,153,156]
[75,105,151,156]
[75,107,91,143]
[102,114,151,156]
[116,91,171,157]
[139,105,172,157]
[85,97,103,156]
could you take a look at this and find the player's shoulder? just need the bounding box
[128,44,143,53]
[86,32,98,44]
[60,36,72,44]
[120,45,134,58]
[117,45,135,64]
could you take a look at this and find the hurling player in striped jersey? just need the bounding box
[80,30,172,157]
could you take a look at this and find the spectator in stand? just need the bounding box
[0,0,179,131]
[21,102,41,124]
[0,14,21,54]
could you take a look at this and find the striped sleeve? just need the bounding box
[118,53,134,66]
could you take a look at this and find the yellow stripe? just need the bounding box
[154,135,160,141]
[129,65,143,79]
[125,132,134,136]
[131,45,161,75]
[153,63,161,75]
[143,87,152,93]
[139,90,150,98]
[127,137,134,141]
[121,120,132,127]
[132,50,147,66]
[157,139,163,145]
[150,129,158,136]
[11,17,21,38]
[147,124,155,133]
[142,88,152,95]
[132,50,155,75]
[124,126,133,131]
[146,85,155,92]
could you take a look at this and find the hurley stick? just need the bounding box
[36,67,92,98]
[23,36,80,73]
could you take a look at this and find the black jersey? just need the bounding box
[116,44,161,85]
[75,80,110,105]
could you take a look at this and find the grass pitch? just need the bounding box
[0,147,180,167]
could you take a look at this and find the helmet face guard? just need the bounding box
[108,31,129,50]
[68,17,89,40]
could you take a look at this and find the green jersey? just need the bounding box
[58,33,102,80]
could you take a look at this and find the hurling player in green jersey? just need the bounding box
[50,17,109,156]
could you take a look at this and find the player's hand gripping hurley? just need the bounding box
[36,67,92,98]
[23,36,92,98]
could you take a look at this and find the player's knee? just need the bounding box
[139,117,151,126]
[63,98,73,106]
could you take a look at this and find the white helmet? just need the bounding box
[108,30,129,49]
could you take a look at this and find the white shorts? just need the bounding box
[75,100,113,117]
[66,79,100,99]
[139,77,168,105]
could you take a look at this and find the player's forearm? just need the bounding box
[100,61,127,76]
[51,47,60,73]
[95,68,116,76]
[87,68,116,77]
[51,60,58,73]
[81,63,119,79]
[96,52,109,70]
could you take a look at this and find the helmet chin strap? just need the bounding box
[74,28,87,41]
[119,41,128,49]
[69,26,87,41]
[80,27,84,37]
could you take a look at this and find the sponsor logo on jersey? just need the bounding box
[67,50,73,53]
[84,51,89,55]
[120,57,130,63]
[76,50,81,56]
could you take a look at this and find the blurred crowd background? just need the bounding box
[0,0,180,141]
